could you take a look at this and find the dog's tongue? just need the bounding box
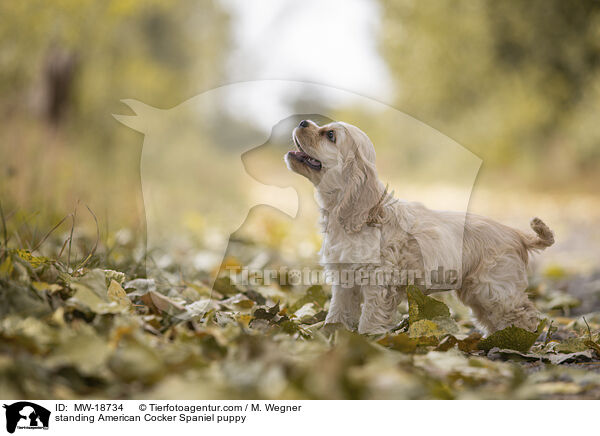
[288,150,322,169]
[305,156,320,166]
[291,150,314,162]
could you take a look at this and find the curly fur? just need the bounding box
[285,120,554,334]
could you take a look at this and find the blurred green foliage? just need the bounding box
[1,0,598,236]
[0,0,598,254]
[380,0,600,188]
[0,0,229,233]
[0,0,228,115]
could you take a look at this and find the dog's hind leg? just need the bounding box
[457,255,539,334]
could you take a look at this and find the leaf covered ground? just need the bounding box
[1,229,600,400]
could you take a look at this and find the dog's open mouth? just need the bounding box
[288,136,322,170]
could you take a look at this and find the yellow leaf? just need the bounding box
[0,256,13,278]
[237,314,253,328]
[107,279,131,309]
[409,316,458,338]
[217,256,242,275]
[378,333,419,353]
[409,319,442,338]
[32,281,63,294]
[13,249,52,268]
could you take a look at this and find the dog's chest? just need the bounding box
[319,223,383,265]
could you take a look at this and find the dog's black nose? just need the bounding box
[299,120,309,128]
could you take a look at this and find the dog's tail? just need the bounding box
[521,217,555,251]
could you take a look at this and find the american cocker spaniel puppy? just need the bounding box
[285,119,554,335]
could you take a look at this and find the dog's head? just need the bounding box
[285,120,382,233]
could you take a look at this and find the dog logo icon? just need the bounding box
[3,402,50,433]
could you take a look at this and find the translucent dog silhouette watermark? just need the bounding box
[114,80,481,319]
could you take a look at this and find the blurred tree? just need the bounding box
[0,0,229,118]
[379,0,600,187]
[41,45,78,124]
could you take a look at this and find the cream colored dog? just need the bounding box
[285,119,554,335]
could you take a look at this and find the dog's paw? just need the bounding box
[357,322,394,335]
[322,322,345,336]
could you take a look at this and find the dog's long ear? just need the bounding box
[335,135,381,233]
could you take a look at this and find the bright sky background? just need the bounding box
[219,0,392,126]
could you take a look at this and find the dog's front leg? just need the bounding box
[324,284,362,331]
[358,285,401,334]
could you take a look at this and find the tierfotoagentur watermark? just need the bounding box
[226,265,459,289]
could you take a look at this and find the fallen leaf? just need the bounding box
[141,290,186,314]
[548,350,593,364]
[0,256,14,278]
[107,280,131,310]
[212,276,242,297]
[108,336,165,384]
[237,314,253,328]
[478,319,547,353]
[12,249,53,268]
[48,328,112,375]
[457,332,483,353]
[68,269,125,314]
[435,335,458,351]
[124,278,156,295]
[553,337,590,353]
[290,285,328,312]
[32,281,63,294]
[407,285,450,324]
[104,269,126,286]
[219,293,255,310]
[378,333,419,353]
[409,317,458,338]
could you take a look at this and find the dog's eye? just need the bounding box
[326,130,335,142]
